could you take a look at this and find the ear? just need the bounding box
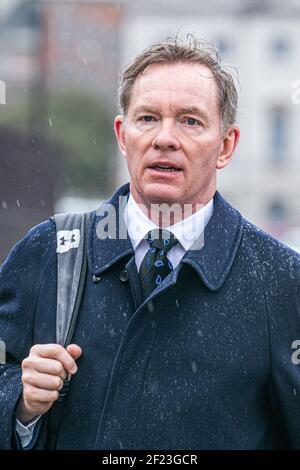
[114,115,127,158]
[216,125,240,170]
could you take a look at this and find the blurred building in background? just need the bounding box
[0,128,59,259]
[0,0,124,261]
[1,0,300,262]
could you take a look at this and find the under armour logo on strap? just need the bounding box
[56,229,80,254]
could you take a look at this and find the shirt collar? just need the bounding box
[88,182,244,292]
[124,193,214,251]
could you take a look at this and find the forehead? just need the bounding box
[128,62,219,114]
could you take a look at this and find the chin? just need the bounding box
[143,184,180,205]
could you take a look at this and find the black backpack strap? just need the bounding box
[45,211,90,450]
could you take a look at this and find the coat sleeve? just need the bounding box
[0,219,56,449]
[266,246,300,448]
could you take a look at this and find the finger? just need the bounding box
[24,384,59,404]
[66,344,82,361]
[26,400,53,416]
[30,344,78,375]
[23,357,67,380]
[23,371,64,391]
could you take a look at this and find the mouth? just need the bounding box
[148,162,183,173]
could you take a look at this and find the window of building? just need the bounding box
[269,200,287,223]
[270,107,288,165]
[6,1,40,29]
[271,37,290,59]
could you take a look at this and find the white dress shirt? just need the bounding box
[123,193,214,271]
[16,192,214,448]
[16,415,41,448]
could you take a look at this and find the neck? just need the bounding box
[129,183,216,227]
[131,197,213,227]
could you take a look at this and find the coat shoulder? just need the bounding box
[25,217,56,249]
[241,218,300,283]
[1,218,57,274]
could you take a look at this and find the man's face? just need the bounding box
[115,62,239,209]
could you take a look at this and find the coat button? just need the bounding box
[119,269,128,282]
[92,274,101,283]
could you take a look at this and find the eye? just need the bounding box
[185,117,201,126]
[139,115,156,122]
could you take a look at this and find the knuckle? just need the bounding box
[55,344,65,355]
[53,377,62,389]
[61,370,68,380]
[30,388,40,402]
[55,362,64,374]
[21,370,31,384]
[21,357,33,369]
[30,344,40,354]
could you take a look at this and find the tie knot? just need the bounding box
[146,228,178,252]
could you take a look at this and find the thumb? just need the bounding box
[66,344,82,361]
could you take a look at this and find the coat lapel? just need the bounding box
[181,191,244,291]
[88,183,134,275]
[88,184,244,300]
[142,191,245,302]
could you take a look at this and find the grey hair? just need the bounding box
[118,34,239,133]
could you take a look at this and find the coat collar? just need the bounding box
[180,191,244,291]
[88,183,244,291]
[88,183,134,274]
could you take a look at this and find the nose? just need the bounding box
[152,119,180,151]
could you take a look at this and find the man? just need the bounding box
[1,36,300,450]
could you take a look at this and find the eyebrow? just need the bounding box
[175,106,209,121]
[132,105,209,121]
[132,106,160,118]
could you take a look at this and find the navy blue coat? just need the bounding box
[1,183,300,449]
